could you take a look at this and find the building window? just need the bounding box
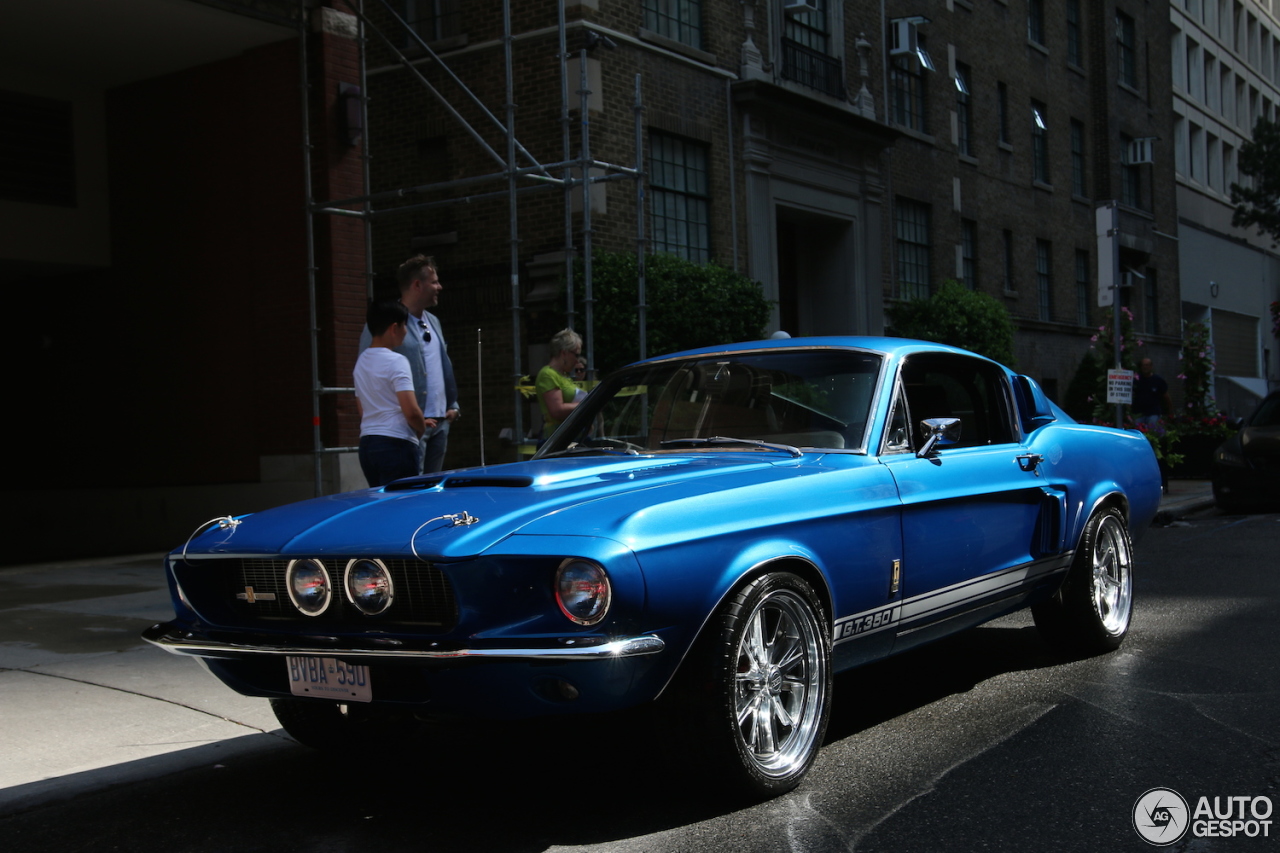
[1032,102,1050,183]
[649,133,710,263]
[0,89,75,207]
[1143,267,1158,334]
[1029,0,1045,45]
[1067,0,1083,66]
[891,57,928,132]
[783,0,843,97]
[1189,121,1204,181]
[956,63,973,156]
[1002,229,1015,291]
[1075,249,1091,325]
[896,198,932,301]
[1117,12,1137,88]
[961,219,978,289]
[998,81,1010,144]
[1036,239,1053,321]
[1071,119,1087,196]
[643,0,702,49]
[400,0,461,44]
[1121,134,1145,209]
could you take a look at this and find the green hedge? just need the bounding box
[571,251,771,374]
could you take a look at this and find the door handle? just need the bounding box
[1017,453,1043,472]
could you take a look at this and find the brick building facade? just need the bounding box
[881,0,1181,405]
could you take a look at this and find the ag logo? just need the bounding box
[1133,787,1190,845]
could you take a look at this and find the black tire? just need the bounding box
[1032,506,1134,655]
[270,698,417,749]
[671,572,832,798]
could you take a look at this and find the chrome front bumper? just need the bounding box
[142,622,666,662]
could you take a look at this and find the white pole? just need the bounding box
[477,328,485,467]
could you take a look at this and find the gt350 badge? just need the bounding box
[833,606,898,642]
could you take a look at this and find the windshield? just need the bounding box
[537,349,884,457]
[1251,394,1280,427]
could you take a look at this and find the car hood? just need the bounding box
[179,453,841,560]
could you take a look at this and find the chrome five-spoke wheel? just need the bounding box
[733,587,828,779]
[678,571,832,798]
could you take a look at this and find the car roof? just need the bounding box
[628,336,995,367]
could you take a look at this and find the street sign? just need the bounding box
[1107,369,1134,405]
[1097,203,1116,307]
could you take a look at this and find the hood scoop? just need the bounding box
[443,475,535,489]
[384,474,534,492]
[384,476,445,492]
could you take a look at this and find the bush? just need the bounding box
[1064,348,1105,422]
[571,251,771,374]
[885,281,1016,366]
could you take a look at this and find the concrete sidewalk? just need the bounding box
[0,480,1218,815]
[0,554,292,815]
[1152,477,1216,521]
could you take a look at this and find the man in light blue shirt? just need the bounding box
[358,255,459,473]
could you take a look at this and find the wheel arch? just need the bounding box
[653,549,834,699]
[1072,489,1131,552]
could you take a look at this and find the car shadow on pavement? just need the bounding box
[0,621,1074,853]
[824,621,1062,745]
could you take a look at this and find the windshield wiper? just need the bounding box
[659,436,802,458]
[543,444,640,457]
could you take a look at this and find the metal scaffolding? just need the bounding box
[297,0,648,494]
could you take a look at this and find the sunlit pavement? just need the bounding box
[0,481,1216,815]
[0,554,288,814]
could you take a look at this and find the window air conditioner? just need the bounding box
[1126,137,1155,165]
[890,18,934,72]
[890,19,918,57]
[784,1,820,16]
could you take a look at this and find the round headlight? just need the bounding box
[286,559,332,616]
[344,558,394,615]
[554,559,611,626]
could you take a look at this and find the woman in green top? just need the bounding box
[536,328,584,435]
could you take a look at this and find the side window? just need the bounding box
[882,385,913,454]
[900,354,1016,449]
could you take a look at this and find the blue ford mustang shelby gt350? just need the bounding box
[145,337,1160,797]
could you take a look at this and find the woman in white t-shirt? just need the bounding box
[354,300,429,486]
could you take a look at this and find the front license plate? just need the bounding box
[286,656,372,703]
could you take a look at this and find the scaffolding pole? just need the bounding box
[504,0,524,455]
[299,4,648,491]
[579,49,595,376]
[298,0,323,496]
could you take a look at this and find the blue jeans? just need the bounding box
[359,435,420,487]
[420,419,451,474]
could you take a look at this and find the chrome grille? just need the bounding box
[227,557,458,628]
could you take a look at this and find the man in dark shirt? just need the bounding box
[1132,358,1173,427]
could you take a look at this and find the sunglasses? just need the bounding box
[418,320,432,343]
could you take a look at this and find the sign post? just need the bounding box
[1097,201,1126,426]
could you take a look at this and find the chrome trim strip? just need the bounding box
[142,624,665,661]
[830,553,1071,647]
[896,554,1070,629]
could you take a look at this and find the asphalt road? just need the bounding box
[2,506,1277,853]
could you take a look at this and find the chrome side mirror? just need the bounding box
[917,417,961,458]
